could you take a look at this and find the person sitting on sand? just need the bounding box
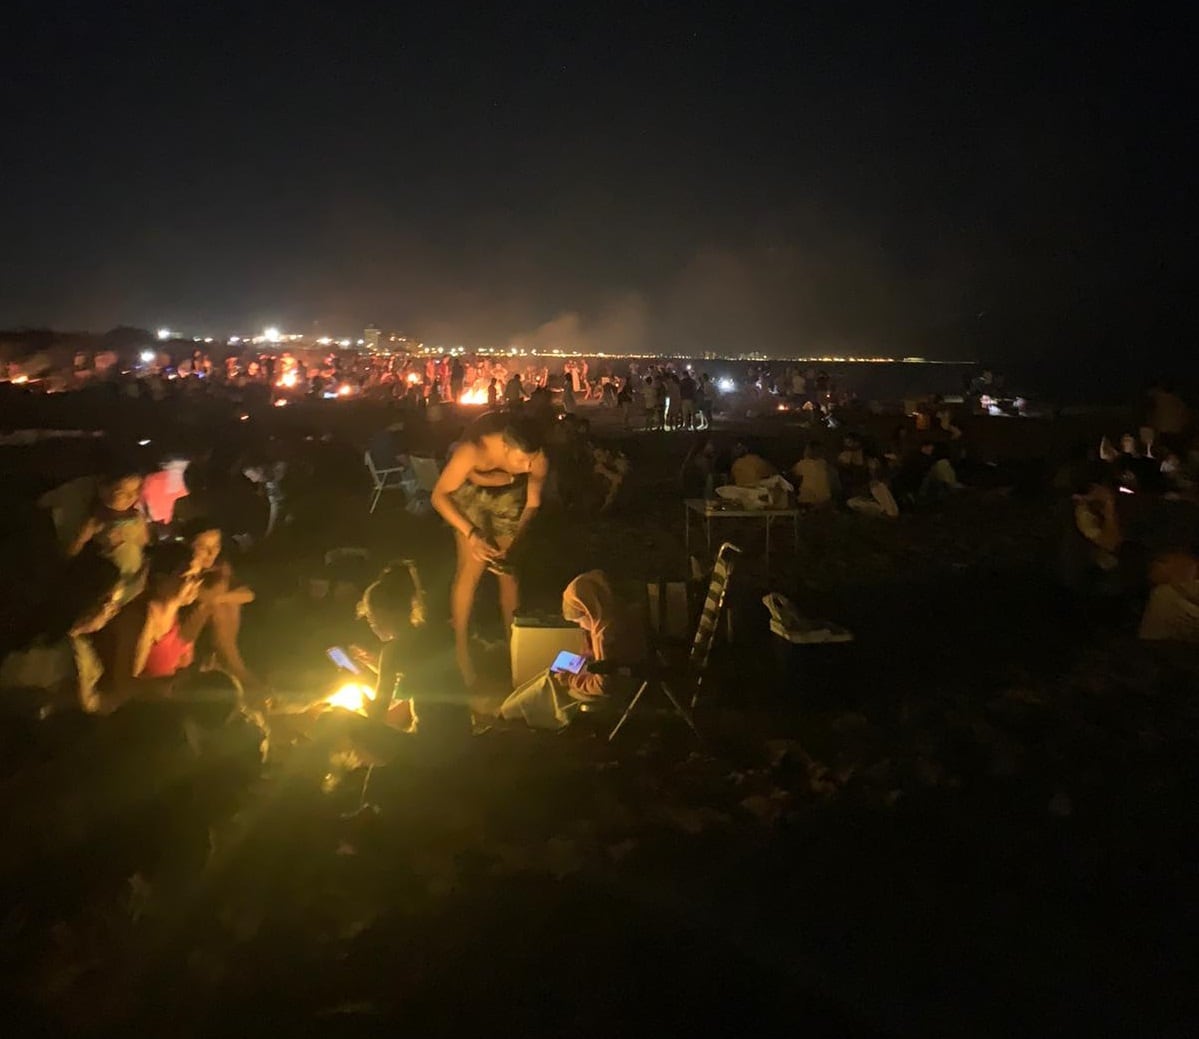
[847,458,900,517]
[730,442,777,487]
[918,444,963,501]
[181,519,259,692]
[350,559,428,731]
[65,462,150,606]
[431,411,548,687]
[499,570,645,730]
[92,542,209,711]
[790,441,837,508]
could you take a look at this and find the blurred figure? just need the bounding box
[0,553,122,716]
[65,462,150,606]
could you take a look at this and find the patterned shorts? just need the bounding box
[451,480,526,541]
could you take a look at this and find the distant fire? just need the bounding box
[459,386,489,405]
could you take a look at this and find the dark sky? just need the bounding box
[2,2,1194,361]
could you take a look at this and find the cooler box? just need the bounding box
[510,616,589,688]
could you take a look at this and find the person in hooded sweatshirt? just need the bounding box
[499,570,645,731]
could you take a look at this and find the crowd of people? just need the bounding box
[3,357,1198,913]
[1057,383,1199,639]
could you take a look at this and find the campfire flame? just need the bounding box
[459,387,489,405]
[326,682,375,714]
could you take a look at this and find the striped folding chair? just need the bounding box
[606,541,742,742]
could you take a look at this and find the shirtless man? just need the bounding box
[431,412,548,687]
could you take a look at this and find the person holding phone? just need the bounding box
[499,570,645,730]
[431,411,549,687]
[350,560,428,730]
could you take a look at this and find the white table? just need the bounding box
[684,498,800,563]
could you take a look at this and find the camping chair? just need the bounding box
[365,451,405,514]
[606,541,742,742]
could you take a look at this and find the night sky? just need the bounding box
[3,2,1194,363]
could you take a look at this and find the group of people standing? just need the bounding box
[639,366,713,431]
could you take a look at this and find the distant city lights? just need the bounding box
[135,326,972,367]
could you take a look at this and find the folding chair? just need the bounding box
[606,541,742,742]
[365,451,405,514]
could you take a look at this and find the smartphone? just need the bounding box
[326,646,361,674]
[550,650,587,675]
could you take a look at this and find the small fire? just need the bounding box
[11,375,29,385]
[405,372,422,385]
[326,681,375,714]
[277,370,299,389]
[337,384,353,397]
[273,398,288,407]
[459,387,489,405]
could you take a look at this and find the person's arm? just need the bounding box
[567,626,608,698]
[431,444,477,537]
[368,640,401,721]
[177,600,214,645]
[216,586,255,606]
[65,516,101,558]
[507,452,548,552]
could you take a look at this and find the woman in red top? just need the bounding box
[93,542,207,711]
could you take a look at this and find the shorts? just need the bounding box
[451,479,526,541]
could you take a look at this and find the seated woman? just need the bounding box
[350,559,428,731]
[431,411,549,687]
[181,519,258,690]
[65,462,150,606]
[0,552,123,716]
[499,570,646,731]
[790,441,838,508]
[92,541,207,712]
